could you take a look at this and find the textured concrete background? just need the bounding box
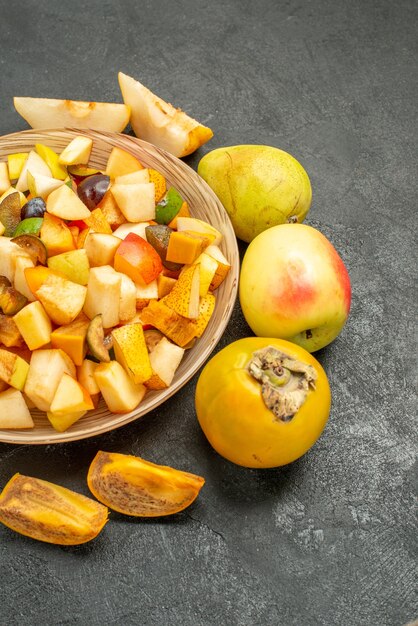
[0,0,417,624]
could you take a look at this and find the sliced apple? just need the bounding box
[145,337,185,390]
[110,182,155,222]
[0,348,29,390]
[35,144,68,180]
[105,147,144,179]
[47,248,90,285]
[94,360,146,413]
[16,150,52,193]
[83,266,121,328]
[118,72,213,157]
[35,274,87,326]
[83,232,121,267]
[14,97,130,132]
[59,136,93,166]
[24,348,76,412]
[13,301,52,350]
[0,388,34,429]
[47,184,91,221]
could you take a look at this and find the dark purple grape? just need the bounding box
[20,197,46,220]
[77,174,110,210]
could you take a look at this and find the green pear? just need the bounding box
[197,145,312,243]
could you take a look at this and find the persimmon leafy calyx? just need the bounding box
[247,346,317,422]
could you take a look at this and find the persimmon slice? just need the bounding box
[0,474,108,545]
[87,451,205,517]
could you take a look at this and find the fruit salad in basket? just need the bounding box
[0,136,231,433]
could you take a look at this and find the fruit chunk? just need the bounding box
[27,172,64,199]
[47,248,90,285]
[11,234,47,265]
[0,284,27,316]
[47,409,88,433]
[13,301,52,350]
[157,274,177,298]
[51,317,89,366]
[83,266,121,328]
[87,450,205,516]
[14,96,130,132]
[105,147,143,179]
[13,255,35,302]
[0,348,29,390]
[76,359,100,396]
[148,168,166,202]
[35,273,87,325]
[194,292,216,337]
[166,230,209,265]
[0,314,24,348]
[193,252,218,296]
[140,299,197,347]
[83,207,112,234]
[97,190,126,230]
[118,72,213,158]
[83,232,121,267]
[114,169,149,185]
[0,389,34,429]
[59,136,93,166]
[164,264,200,319]
[46,184,91,220]
[110,182,155,222]
[176,217,222,245]
[155,187,183,224]
[86,314,110,363]
[145,337,185,390]
[24,348,76,412]
[145,224,182,272]
[94,360,146,413]
[0,473,108,545]
[0,162,11,194]
[205,245,231,290]
[50,373,94,415]
[111,323,152,384]
[0,192,22,236]
[0,186,27,208]
[40,213,76,256]
[35,144,68,180]
[114,233,162,285]
[7,153,28,181]
[16,150,52,193]
[118,273,137,323]
[135,279,158,310]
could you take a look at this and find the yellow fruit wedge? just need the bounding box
[118,72,213,157]
[14,97,131,132]
[87,451,205,517]
[164,264,200,319]
[0,473,108,545]
[0,162,11,194]
[111,323,152,384]
[35,144,68,180]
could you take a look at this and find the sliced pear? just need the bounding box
[118,72,213,157]
[110,182,155,222]
[14,97,131,132]
[59,136,93,166]
[16,151,52,193]
[35,144,68,180]
[163,264,200,319]
[27,171,64,199]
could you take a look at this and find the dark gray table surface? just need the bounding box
[0,1,416,625]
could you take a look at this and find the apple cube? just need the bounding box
[94,360,146,413]
[24,348,76,412]
[76,359,100,396]
[114,233,162,285]
[47,248,90,285]
[35,273,87,326]
[205,245,231,290]
[164,264,200,319]
[51,317,89,366]
[40,213,77,257]
[58,136,93,166]
[110,182,155,222]
[83,232,121,267]
[111,323,152,384]
[105,147,144,179]
[0,388,34,429]
[0,348,29,390]
[83,265,121,328]
[16,150,52,193]
[50,373,94,415]
[145,337,185,390]
[47,184,91,220]
[13,301,52,350]
[118,273,137,323]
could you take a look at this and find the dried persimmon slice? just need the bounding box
[87,451,205,517]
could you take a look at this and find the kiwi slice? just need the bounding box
[86,315,110,362]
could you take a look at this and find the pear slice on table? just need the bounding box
[14,97,131,132]
[118,72,213,157]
